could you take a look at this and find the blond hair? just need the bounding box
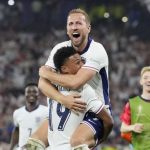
[68,8,91,25]
[141,66,150,76]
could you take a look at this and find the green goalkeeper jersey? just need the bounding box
[130,96,150,150]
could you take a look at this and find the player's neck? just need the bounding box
[73,37,89,53]
[73,44,86,53]
[26,102,39,112]
[141,91,150,100]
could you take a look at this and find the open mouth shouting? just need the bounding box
[71,32,81,46]
[72,32,80,38]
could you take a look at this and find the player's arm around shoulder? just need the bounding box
[70,68,96,89]
[38,77,63,103]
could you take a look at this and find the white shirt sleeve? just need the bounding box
[82,85,104,114]
[45,45,59,69]
[45,41,71,68]
[42,106,49,119]
[13,110,19,127]
[82,43,108,72]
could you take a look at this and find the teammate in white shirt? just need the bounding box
[47,47,113,150]
[10,83,48,150]
[28,8,112,150]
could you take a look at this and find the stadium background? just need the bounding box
[0,0,149,149]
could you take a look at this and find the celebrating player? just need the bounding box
[47,46,113,150]
[28,8,112,150]
[10,83,48,150]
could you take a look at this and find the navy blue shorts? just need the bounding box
[82,112,104,144]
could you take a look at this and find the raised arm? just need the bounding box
[39,66,96,90]
[38,77,86,111]
[10,126,19,150]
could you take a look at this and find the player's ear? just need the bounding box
[61,66,68,74]
[87,24,91,33]
[139,77,142,86]
[66,24,69,36]
[66,28,69,35]
[88,25,91,29]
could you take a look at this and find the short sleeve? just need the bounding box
[13,110,19,127]
[120,102,131,125]
[82,43,108,72]
[45,46,58,69]
[82,85,104,113]
[43,106,49,119]
[45,41,71,68]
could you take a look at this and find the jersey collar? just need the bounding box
[79,37,92,55]
[25,104,39,112]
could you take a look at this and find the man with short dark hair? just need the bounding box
[10,83,48,150]
[46,46,113,150]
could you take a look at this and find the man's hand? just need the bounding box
[39,66,87,112]
[61,94,87,113]
[39,65,54,79]
[132,123,144,133]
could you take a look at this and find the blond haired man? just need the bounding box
[120,66,150,150]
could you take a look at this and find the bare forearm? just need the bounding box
[43,70,83,89]
[38,77,65,104]
[39,66,95,89]
[120,122,144,133]
[45,72,77,88]
[10,128,19,150]
[38,77,87,111]
[120,123,134,133]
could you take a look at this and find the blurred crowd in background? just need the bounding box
[0,0,149,149]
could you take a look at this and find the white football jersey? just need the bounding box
[45,39,110,106]
[47,84,104,150]
[13,105,48,149]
